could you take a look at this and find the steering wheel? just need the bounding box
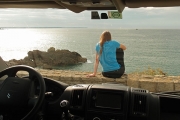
[0,65,46,120]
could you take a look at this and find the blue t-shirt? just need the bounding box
[96,40,120,72]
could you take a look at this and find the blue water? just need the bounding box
[1,28,180,75]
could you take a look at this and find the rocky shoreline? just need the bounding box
[6,47,87,69]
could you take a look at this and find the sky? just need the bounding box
[0,7,180,29]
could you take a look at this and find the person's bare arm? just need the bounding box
[120,44,126,50]
[87,53,99,77]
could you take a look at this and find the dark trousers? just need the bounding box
[102,48,125,78]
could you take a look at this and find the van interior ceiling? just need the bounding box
[0,0,180,13]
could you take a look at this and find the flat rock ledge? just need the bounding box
[17,69,180,93]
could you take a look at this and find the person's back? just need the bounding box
[96,40,120,72]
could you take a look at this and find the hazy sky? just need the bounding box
[0,7,180,29]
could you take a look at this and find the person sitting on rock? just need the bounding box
[87,30,126,78]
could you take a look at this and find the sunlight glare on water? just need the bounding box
[1,29,46,60]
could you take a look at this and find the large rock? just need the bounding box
[6,47,87,69]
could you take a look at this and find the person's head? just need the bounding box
[100,31,111,43]
[99,31,112,54]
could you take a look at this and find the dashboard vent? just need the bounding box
[133,94,147,116]
[133,89,148,93]
[71,90,83,108]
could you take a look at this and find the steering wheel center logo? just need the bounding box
[7,93,11,99]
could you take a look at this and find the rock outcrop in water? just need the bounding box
[6,47,87,69]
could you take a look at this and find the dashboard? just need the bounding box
[57,83,180,120]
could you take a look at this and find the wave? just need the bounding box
[87,60,92,63]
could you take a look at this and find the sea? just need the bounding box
[1,28,180,76]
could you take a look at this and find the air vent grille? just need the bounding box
[133,94,147,116]
[133,89,148,93]
[71,90,83,108]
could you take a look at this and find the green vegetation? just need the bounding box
[131,67,167,76]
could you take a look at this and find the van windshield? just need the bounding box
[0,7,180,77]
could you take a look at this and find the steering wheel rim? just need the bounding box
[0,65,46,120]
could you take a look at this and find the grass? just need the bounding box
[130,67,167,76]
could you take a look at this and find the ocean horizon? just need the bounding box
[1,28,180,76]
